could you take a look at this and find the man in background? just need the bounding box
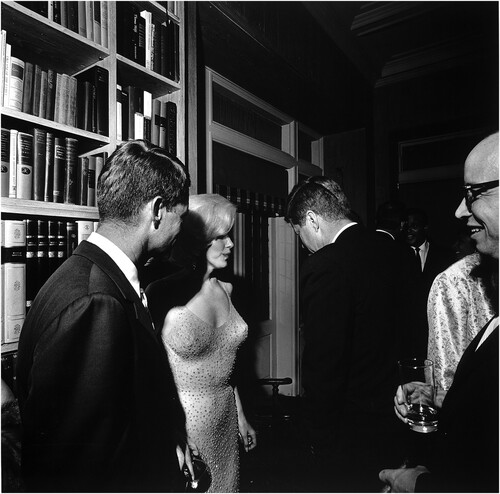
[380,132,499,492]
[16,141,192,492]
[403,207,455,357]
[285,177,410,492]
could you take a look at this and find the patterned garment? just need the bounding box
[162,287,248,493]
[427,253,494,390]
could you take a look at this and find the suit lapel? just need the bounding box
[73,241,156,335]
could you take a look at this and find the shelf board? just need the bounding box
[1,1,109,75]
[1,198,99,220]
[117,56,181,99]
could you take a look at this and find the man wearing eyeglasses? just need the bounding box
[380,132,499,492]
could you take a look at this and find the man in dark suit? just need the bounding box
[285,177,410,492]
[16,141,192,492]
[403,207,455,357]
[380,132,499,492]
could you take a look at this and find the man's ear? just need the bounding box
[306,210,320,232]
[151,196,163,229]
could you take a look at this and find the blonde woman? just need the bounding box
[147,194,256,493]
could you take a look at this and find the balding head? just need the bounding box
[464,132,499,184]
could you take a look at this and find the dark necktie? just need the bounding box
[140,289,155,330]
[414,246,421,271]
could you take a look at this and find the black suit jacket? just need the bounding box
[16,241,186,492]
[300,225,412,461]
[417,319,499,492]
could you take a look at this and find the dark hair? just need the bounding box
[97,140,190,224]
[285,176,351,225]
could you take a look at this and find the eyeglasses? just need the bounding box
[462,179,499,212]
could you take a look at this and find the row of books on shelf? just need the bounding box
[214,184,287,218]
[1,37,109,136]
[1,127,107,206]
[117,86,177,154]
[117,2,180,81]
[1,218,98,346]
[17,1,109,48]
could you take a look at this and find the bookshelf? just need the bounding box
[1,0,188,356]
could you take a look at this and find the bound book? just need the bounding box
[57,221,67,268]
[21,61,34,114]
[44,132,54,202]
[33,128,47,201]
[16,131,33,199]
[63,137,78,204]
[5,56,25,111]
[78,156,89,206]
[165,101,177,156]
[93,0,101,45]
[2,219,26,344]
[87,155,96,206]
[32,64,42,117]
[151,99,161,146]
[125,85,143,140]
[8,129,17,198]
[46,69,56,121]
[36,220,50,291]
[38,70,48,119]
[3,43,11,108]
[1,128,9,197]
[76,66,109,135]
[66,221,78,258]
[25,218,38,312]
[48,220,59,276]
[53,136,65,202]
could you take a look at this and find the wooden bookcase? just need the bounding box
[0,0,188,355]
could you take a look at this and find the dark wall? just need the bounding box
[373,57,499,246]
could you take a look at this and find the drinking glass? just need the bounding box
[398,358,438,433]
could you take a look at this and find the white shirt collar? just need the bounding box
[332,222,357,244]
[376,229,395,240]
[86,232,141,298]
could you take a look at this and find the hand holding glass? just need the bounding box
[398,358,438,433]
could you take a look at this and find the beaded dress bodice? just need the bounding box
[162,288,248,493]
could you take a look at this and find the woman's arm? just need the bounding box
[234,387,257,452]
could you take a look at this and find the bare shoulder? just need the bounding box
[218,279,233,296]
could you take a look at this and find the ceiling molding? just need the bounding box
[352,2,441,36]
[376,35,483,87]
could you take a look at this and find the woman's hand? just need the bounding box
[238,418,257,452]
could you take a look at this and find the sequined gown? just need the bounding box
[161,286,248,493]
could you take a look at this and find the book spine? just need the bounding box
[1,127,10,197]
[78,156,89,206]
[3,43,11,107]
[143,90,152,141]
[53,72,62,123]
[78,1,86,37]
[44,132,54,202]
[6,56,25,111]
[166,101,177,156]
[101,1,108,48]
[53,1,61,24]
[46,69,56,121]
[85,1,94,41]
[151,99,161,146]
[68,75,78,127]
[160,22,167,77]
[134,113,144,140]
[53,136,65,202]
[48,220,59,276]
[140,10,152,70]
[38,70,48,119]
[25,218,38,312]
[95,155,104,183]
[0,30,7,107]
[95,67,108,135]
[159,100,167,148]
[16,131,33,200]
[36,220,49,291]
[87,155,96,206]
[21,61,34,114]
[3,220,26,344]
[93,0,101,45]
[68,1,79,33]
[57,221,67,268]
[33,128,47,201]
[66,221,78,258]
[31,65,42,117]
[116,84,123,141]
[8,129,17,198]
[63,137,78,204]
[60,1,68,28]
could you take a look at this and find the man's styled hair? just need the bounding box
[171,194,236,268]
[285,175,352,225]
[97,140,190,224]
